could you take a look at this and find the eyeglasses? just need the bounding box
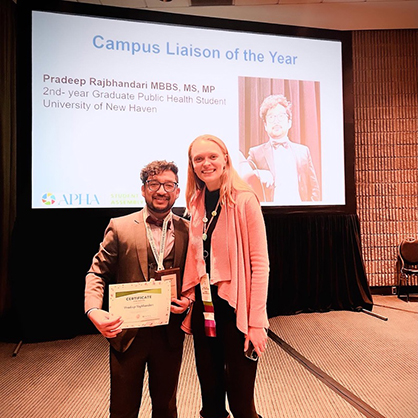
[146,180,178,192]
[266,113,289,123]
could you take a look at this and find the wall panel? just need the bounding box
[353,30,418,287]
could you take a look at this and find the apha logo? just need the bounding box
[41,193,100,206]
[42,193,56,206]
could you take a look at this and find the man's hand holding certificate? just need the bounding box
[109,280,172,329]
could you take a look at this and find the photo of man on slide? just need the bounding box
[238,74,323,205]
[242,94,320,203]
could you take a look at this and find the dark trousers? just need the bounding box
[192,286,259,418]
[110,326,183,418]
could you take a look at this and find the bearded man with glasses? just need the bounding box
[85,160,190,418]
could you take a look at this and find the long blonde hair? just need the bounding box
[185,134,253,210]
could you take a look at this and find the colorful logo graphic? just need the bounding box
[42,193,56,206]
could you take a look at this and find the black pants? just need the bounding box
[192,285,259,418]
[110,326,183,418]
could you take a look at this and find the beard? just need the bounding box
[268,125,287,140]
[146,196,172,214]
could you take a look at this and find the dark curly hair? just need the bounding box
[259,94,292,123]
[140,160,179,184]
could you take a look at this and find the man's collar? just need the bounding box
[144,207,172,226]
[269,135,290,144]
[270,136,290,149]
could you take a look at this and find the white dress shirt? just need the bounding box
[270,138,301,204]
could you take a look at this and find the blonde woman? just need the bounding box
[182,134,269,418]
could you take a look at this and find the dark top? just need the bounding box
[203,188,222,273]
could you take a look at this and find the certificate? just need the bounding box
[109,280,171,329]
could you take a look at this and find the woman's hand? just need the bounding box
[245,326,268,357]
[171,296,191,314]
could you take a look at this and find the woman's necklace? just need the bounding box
[202,199,221,241]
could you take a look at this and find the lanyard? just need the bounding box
[143,208,171,271]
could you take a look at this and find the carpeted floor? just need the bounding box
[0,295,416,418]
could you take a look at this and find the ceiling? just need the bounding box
[62,0,418,30]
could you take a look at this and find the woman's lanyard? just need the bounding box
[143,208,171,271]
[199,189,221,337]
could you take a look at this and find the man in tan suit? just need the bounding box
[85,160,190,418]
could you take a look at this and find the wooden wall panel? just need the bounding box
[353,30,418,287]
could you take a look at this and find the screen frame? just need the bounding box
[17,0,355,218]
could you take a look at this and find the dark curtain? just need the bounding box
[265,213,373,317]
[0,1,17,326]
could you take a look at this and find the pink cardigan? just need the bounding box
[182,188,270,335]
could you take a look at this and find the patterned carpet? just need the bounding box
[0,295,416,418]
